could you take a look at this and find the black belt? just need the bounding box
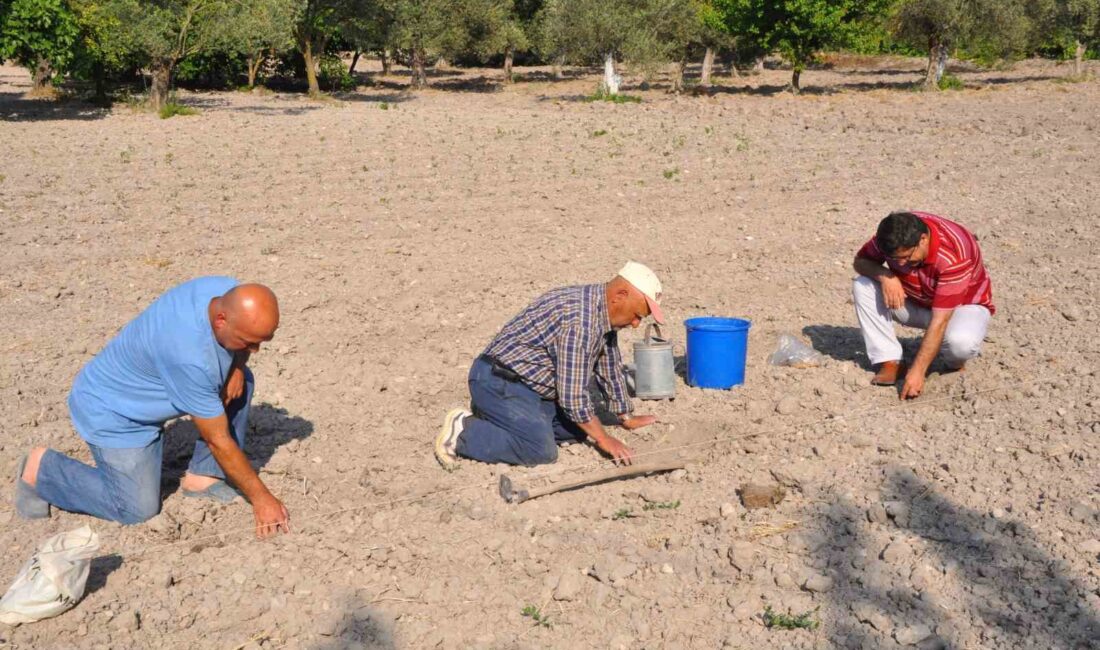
[480,354,523,383]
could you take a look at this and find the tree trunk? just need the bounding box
[553,55,565,80]
[92,60,108,104]
[381,49,392,76]
[752,57,764,74]
[349,50,361,75]
[302,37,321,96]
[30,57,54,96]
[924,37,948,89]
[246,53,261,88]
[700,47,715,86]
[1074,40,1085,77]
[503,45,514,84]
[602,52,620,95]
[150,59,172,110]
[410,47,428,89]
[669,59,685,93]
[790,67,801,94]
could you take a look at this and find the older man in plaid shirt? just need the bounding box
[435,262,665,468]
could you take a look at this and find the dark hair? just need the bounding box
[876,212,928,254]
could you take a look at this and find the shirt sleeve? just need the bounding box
[931,257,974,311]
[161,361,225,419]
[856,236,886,263]
[553,324,596,424]
[594,332,633,416]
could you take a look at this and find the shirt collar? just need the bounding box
[922,217,941,267]
[593,284,612,335]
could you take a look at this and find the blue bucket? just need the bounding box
[685,317,752,389]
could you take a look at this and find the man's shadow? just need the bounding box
[802,324,925,370]
[159,403,313,494]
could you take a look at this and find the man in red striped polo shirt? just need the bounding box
[852,211,994,399]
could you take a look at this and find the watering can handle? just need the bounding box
[644,323,663,344]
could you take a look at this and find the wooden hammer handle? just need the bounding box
[523,460,686,501]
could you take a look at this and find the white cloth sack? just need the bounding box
[0,525,100,625]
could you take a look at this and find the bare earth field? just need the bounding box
[0,56,1098,649]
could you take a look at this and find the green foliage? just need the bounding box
[537,0,697,72]
[590,128,607,136]
[762,605,821,630]
[937,71,963,89]
[158,100,199,117]
[520,604,552,627]
[584,87,641,102]
[642,499,681,510]
[319,53,355,90]
[0,0,80,80]
[716,0,890,88]
[175,50,245,87]
[891,0,1032,64]
[612,508,636,520]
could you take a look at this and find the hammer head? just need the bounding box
[498,474,529,504]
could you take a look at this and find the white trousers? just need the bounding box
[852,276,991,367]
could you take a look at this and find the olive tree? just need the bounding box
[891,0,1031,88]
[0,0,80,94]
[223,0,296,88]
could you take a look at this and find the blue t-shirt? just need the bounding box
[68,276,239,448]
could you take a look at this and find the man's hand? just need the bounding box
[620,414,657,430]
[880,275,906,310]
[900,368,925,400]
[222,366,246,406]
[595,435,634,465]
[253,493,290,539]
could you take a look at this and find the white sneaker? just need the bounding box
[435,408,470,469]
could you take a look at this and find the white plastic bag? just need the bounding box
[768,334,825,368]
[0,525,100,625]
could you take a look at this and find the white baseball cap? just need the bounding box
[618,261,665,324]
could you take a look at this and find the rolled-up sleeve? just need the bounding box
[554,325,596,423]
[595,332,633,416]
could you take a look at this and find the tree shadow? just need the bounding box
[0,90,111,122]
[310,594,397,649]
[84,553,124,597]
[820,468,1099,648]
[160,403,313,494]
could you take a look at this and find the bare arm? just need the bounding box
[900,308,954,400]
[854,255,906,310]
[575,418,633,465]
[191,413,289,538]
[221,351,251,405]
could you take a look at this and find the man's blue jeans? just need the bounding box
[456,357,585,466]
[34,371,254,525]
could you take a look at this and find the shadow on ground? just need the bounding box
[0,90,111,122]
[160,403,313,494]
[310,593,397,649]
[817,468,1099,648]
[84,553,124,597]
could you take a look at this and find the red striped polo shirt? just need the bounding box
[857,212,994,314]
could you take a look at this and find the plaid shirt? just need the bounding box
[483,284,633,423]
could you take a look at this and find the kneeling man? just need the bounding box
[14,277,290,538]
[853,211,994,399]
[435,262,665,468]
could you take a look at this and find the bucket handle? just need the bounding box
[644,323,664,345]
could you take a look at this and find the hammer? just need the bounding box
[498,460,686,504]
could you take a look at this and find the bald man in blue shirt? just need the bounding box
[14,277,290,538]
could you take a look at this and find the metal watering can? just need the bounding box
[632,324,676,400]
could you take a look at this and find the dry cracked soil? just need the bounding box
[0,56,1098,649]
